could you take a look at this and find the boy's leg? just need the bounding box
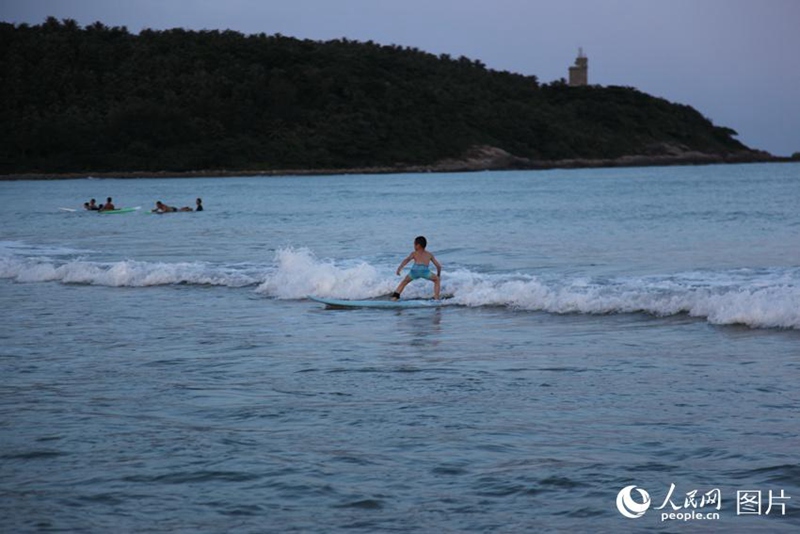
[393,276,412,299]
[430,274,440,299]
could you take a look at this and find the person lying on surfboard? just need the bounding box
[98,197,115,212]
[392,235,442,300]
[153,200,200,213]
[152,201,178,213]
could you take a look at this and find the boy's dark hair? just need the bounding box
[414,236,427,248]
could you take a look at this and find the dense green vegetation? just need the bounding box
[1,18,752,174]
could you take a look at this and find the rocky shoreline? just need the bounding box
[0,145,790,181]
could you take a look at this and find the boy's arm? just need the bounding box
[396,253,413,275]
[431,254,442,277]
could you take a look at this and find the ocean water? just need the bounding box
[1,163,799,532]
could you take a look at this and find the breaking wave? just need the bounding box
[0,241,259,288]
[256,247,393,299]
[262,250,800,329]
[446,268,800,330]
[3,243,799,330]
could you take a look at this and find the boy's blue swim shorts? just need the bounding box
[409,264,433,280]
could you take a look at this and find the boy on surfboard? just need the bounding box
[392,236,442,300]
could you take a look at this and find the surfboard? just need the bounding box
[98,206,141,214]
[309,295,448,309]
[58,207,77,212]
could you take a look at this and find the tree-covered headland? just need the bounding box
[0,18,769,175]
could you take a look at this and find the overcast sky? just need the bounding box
[3,0,799,156]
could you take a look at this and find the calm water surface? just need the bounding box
[1,163,799,532]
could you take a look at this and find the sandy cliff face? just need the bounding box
[429,144,777,172]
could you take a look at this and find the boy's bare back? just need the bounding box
[410,249,434,266]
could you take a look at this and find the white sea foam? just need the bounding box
[3,244,799,329]
[256,248,395,299]
[443,269,800,329]
[0,254,258,288]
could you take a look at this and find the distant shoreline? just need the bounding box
[0,150,791,181]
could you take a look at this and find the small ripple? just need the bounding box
[122,470,262,484]
[538,367,587,373]
[80,493,125,505]
[35,436,62,442]
[219,504,264,516]
[540,475,586,489]
[326,367,380,374]
[558,506,606,518]
[1,450,66,460]
[392,367,423,373]
[629,461,679,473]
[333,498,384,509]
[431,465,469,476]
[329,454,377,466]
[725,464,800,485]
[475,479,537,497]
